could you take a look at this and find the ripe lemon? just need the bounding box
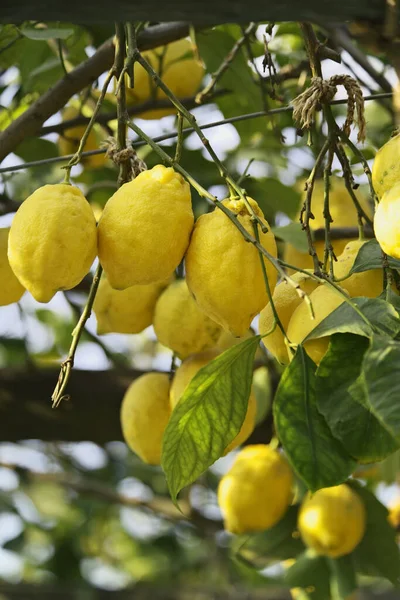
[126,39,204,119]
[284,178,373,272]
[388,501,400,530]
[374,183,400,259]
[372,133,400,199]
[98,165,194,289]
[153,279,222,358]
[218,445,293,534]
[170,349,257,454]
[186,197,277,337]
[120,372,171,464]
[298,484,366,558]
[93,274,170,335]
[259,271,319,365]
[286,284,346,365]
[0,228,25,306]
[8,184,97,303]
[58,106,105,169]
[334,239,384,298]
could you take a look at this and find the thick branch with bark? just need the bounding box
[0,22,202,163]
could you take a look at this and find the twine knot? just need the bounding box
[102,137,147,178]
[292,74,366,142]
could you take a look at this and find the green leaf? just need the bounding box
[273,222,309,252]
[284,551,331,600]
[329,555,357,599]
[236,505,305,567]
[361,334,400,441]
[15,138,58,163]
[306,296,400,341]
[161,336,260,503]
[197,29,263,140]
[350,239,400,274]
[273,346,355,491]
[316,334,399,463]
[349,481,400,585]
[20,26,74,40]
[249,178,301,220]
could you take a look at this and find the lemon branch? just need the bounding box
[323,146,335,277]
[51,23,130,408]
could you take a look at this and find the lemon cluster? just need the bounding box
[261,175,386,366]
[372,134,400,259]
[217,449,366,559]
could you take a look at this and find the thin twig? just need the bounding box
[322,146,335,277]
[195,22,257,104]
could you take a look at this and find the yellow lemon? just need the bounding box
[153,279,222,359]
[170,349,257,454]
[388,501,400,530]
[120,372,171,465]
[126,39,204,119]
[372,133,400,199]
[259,271,319,365]
[374,183,400,259]
[0,228,25,306]
[218,445,293,534]
[298,484,366,558]
[58,106,105,169]
[284,178,373,271]
[93,274,170,335]
[334,239,384,298]
[286,285,346,365]
[186,197,277,337]
[98,165,194,289]
[8,184,97,303]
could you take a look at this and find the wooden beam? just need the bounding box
[0,0,389,25]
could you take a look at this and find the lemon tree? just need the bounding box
[2,15,400,600]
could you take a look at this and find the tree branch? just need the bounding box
[0,22,207,163]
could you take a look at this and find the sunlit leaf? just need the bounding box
[162,337,260,503]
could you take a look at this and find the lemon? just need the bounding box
[120,372,171,464]
[170,349,257,454]
[284,178,373,272]
[58,106,105,169]
[0,228,25,306]
[372,133,400,199]
[126,39,204,119]
[186,197,277,337]
[388,501,400,530]
[153,279,222,359]
[374,183,400,259]
[218,445,293,533]
[259,271,319,365]
[286,285,346,365]
[98,165,194,289]
[334,239,384,298]
[8,184,97,303]
[93,274,170,335]
[298,484,366,558]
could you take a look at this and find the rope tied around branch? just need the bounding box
[292,75,366,142]
[102,137,147,179]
